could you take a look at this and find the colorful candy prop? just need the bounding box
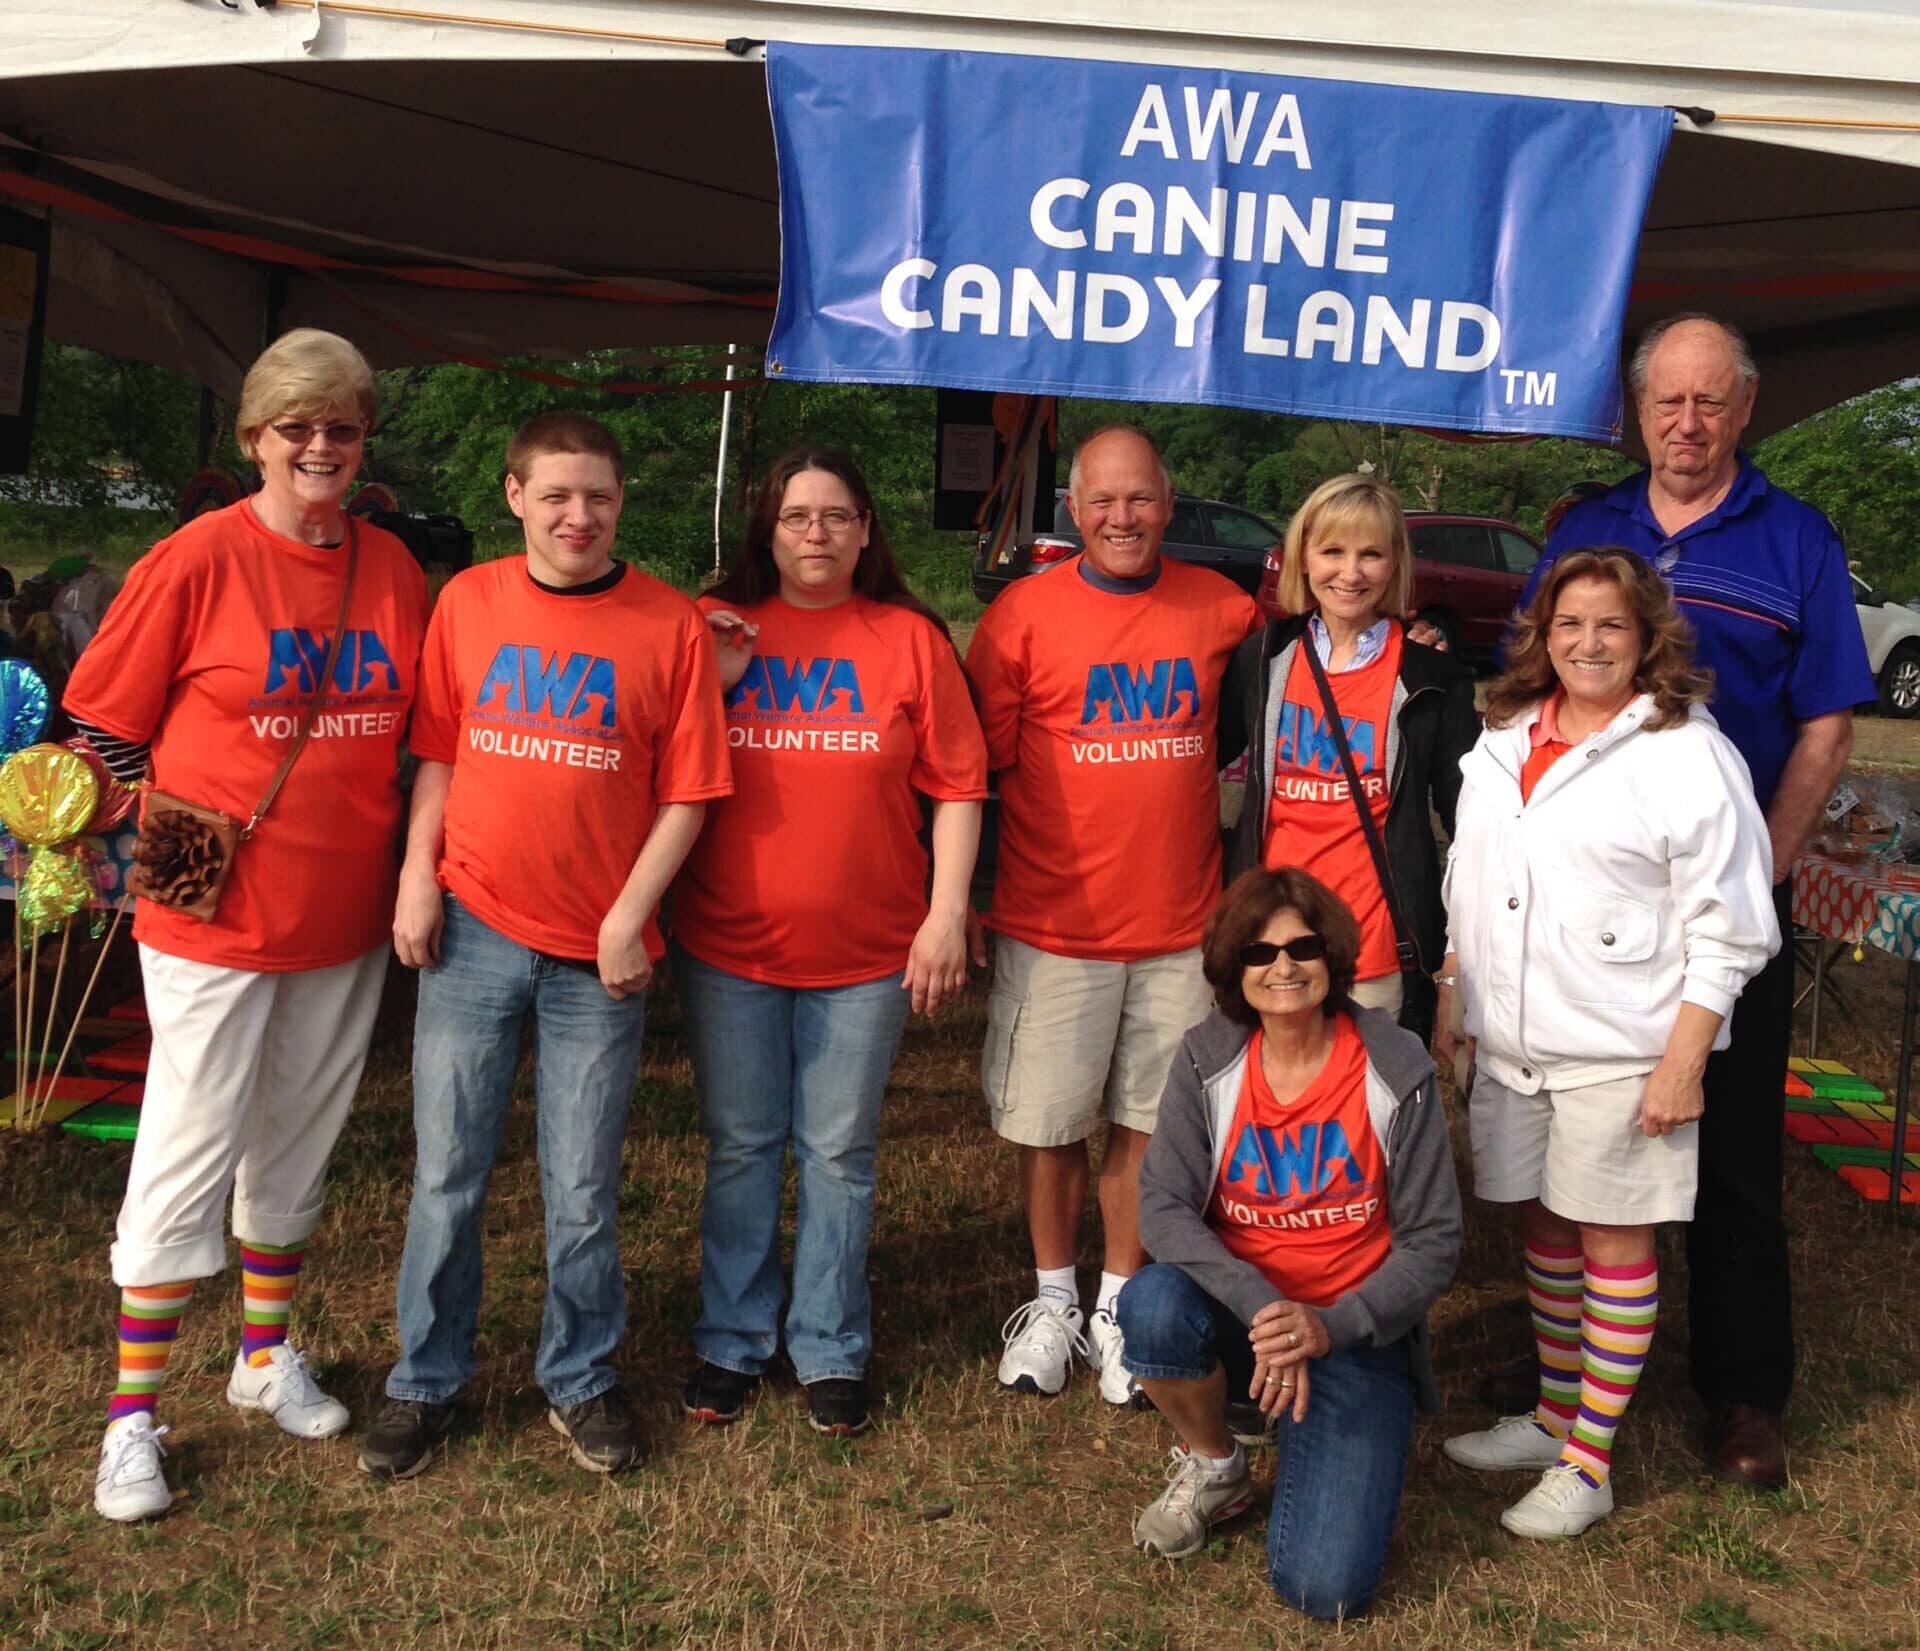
[0,742,114,1131]
[0,661,50,760]
[0,743,99,848]
[62,736,140,833]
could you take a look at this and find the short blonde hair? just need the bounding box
[235,329,378,461]
[1274,474,1412,620]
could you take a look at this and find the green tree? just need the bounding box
[13,344,205,506]
[1755,381,1920,599]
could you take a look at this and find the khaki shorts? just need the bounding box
[1469,1068,1699,1225]
[982,935,1213,1147]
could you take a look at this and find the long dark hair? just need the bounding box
[711,447,951,640]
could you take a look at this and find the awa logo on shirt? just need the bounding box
[728,656,866,715]
[264,628,401,696]
[1079,658,1200,725]
[1276,702,1377,776]
[1225,1119,1362,1200]
[475,645,618,729]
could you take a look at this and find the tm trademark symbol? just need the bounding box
[1498,368,1558,407]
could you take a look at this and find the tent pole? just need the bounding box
[712,342,737,576]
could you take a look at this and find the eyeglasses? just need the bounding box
[777,508,864,534]
[269,420,367,447]
[1238,934,1329,968]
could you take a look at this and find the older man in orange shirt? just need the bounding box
[968,426,1259,1404]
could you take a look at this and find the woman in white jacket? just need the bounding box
[1434,547,1777,1540]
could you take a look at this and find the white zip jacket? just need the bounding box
[1443,693,1780,1094]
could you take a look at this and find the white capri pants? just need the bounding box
[110,942,389,1287]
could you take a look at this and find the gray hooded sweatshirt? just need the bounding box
[1137,1005,1463,1412]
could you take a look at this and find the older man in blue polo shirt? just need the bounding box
[1511,313,1872,1488]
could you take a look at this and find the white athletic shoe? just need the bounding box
[1132,1444,1254,1558]
[94,1413,172,1523]
[1443,1413,1567,1472]
[997,1296,1088,1396]
[226,1344,350,1439]
[1500,1462,1614,1539]
[1086,1307,1148,1408]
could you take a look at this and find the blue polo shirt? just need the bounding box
[1525,455,1872,810]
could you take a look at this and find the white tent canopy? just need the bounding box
[4,0,1919,437]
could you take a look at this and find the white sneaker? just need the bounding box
[1443,1413,1566,1472]
[997,1296,1088,1396]
[1500,1462,1614,1539]
[94,1413,172,1522]
[225,1345,350,1439]
[1086,1307,1147,1408]
[1132,1444,1254,1558]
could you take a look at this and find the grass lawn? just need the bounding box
[4,913,1920,1650]
[3,521,1918,1648]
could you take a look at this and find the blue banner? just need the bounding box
[766,44,1670,441]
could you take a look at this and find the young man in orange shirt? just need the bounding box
[967,426,1259,1401]
[360,413,731,1480]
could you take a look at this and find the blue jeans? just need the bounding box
[671,946,911,1384]
[1117,1263,1416,1621]
[388,896,648,1409]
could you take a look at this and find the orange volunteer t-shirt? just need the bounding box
[673,594,988,987]
[408,559,732,961]
[967,557,1258,960]
[63,500,429,972]
[1208,1016,1392,1309]
[1262,627,1403,981]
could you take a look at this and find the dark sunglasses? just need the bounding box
[1238,934,1329,968]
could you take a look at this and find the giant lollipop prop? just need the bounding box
[0,743,100,1130]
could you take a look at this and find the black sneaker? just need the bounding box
[358,1397,455,1480]
[682,1361,758,1426]
[548,1384,644,1474]
[805,1377,872,1437]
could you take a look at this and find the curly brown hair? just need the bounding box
[1202,868,1362,1028]
[1484,547,1712,732]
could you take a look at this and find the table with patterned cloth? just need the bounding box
[1791,852,1920,1211]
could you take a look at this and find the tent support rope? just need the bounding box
[1681,106,1920,135]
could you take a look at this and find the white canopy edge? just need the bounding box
[7,0,1920,170]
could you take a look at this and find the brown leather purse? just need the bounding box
[128,525,359,922]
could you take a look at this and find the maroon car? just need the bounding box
[1255,511,1542,658]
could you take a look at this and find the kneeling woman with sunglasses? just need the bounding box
[1117,867,1460,1619]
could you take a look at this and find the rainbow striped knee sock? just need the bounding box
[1525,1239,1585,1441]
[240,1241,306,1368]
[109,1282,196,1423]
[1560,1256,1659,1488]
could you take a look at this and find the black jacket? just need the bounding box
[1220,617,1479,986]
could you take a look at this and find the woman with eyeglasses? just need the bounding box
[1436,549,1776,1539]
[1114,866,1460,1619]
[670,447,987,1438]
[64,329,430,1521]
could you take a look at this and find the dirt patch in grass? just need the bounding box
[5,947,1920,1649]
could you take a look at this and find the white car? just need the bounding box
[1858,572,1920,717]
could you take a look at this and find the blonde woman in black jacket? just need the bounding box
[1220,475,1479,1042]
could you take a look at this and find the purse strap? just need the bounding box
[1300,632,1420,976]
[242,519,360,839]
